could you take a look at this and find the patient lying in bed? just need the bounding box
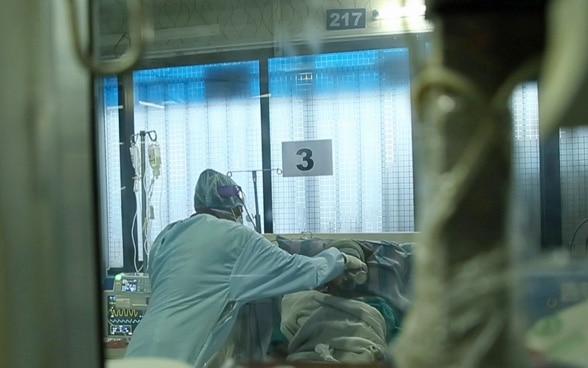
[280,289,388,363]
[278,239,396,363]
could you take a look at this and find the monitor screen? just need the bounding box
[105,293,145,337]
[121,279,138,293]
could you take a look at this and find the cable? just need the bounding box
[143,141,161,271]
[121,328,131,345]
[568,217,588,253]
[241,202,259,232]
[130,211,142,273]
[142,176,156,271]
[129,131,162,273]
[235,189,260,233]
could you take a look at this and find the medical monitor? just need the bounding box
[104,272,151,338]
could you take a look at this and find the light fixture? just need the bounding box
[138,100,164,109]
[152,24,221,42]
[372,5,426,20]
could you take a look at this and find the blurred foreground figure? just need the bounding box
[391,1,547,367]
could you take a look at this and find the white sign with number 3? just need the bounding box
[282,139,333,177]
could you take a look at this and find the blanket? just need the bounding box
[280,290,388,363]
[275,236,413,312]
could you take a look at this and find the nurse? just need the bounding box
[124,169,367,368]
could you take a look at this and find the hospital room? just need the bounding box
[2,0,588,368]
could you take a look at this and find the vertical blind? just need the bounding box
[102,77,124,268]
[268,49,414,233]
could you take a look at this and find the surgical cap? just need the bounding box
[194,169,242,211]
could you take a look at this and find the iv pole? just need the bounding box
[251,171,261,233]
[227,168,282,233]
[131,130,158,269]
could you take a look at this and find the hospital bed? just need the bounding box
[265,232,417,363]
[263,232,420,244]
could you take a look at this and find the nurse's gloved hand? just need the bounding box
[343,253,365,270]
[342,254,368,285]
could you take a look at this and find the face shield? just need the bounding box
[231,205,244,224]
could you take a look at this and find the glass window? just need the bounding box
[101,56,550,269]
[102,62,262,270]
[269,49,415,233]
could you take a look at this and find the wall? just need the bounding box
[97,0,430,59]
[0,0,102,367]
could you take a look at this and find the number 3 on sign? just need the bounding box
[282,139,333,177]
[296,148,314,171]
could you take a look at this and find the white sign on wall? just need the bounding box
[282,139,333,177]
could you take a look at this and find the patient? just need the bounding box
[279,240,392,363]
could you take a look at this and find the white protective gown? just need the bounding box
[124,213,345,367]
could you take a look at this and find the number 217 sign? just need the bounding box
[282,139,333,177]
[326,9,366,30]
